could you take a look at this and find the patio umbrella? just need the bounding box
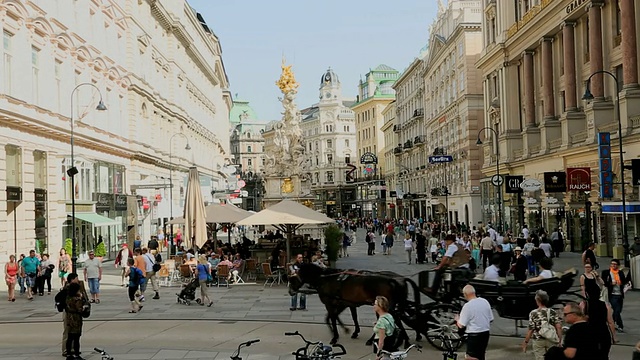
[237,200,334,262]
[183,167,207,248]
[205,202,252,246]
[167,217,185,225]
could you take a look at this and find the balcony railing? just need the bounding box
[414,135,425,144]
[393,146,403,155]
[412,108,424,118]
[403,140,413,149]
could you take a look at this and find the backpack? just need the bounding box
[155,252,163,263]
[54,288,68,312]
[380,316,401,352]
[130,267,146,286]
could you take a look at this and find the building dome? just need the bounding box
[229,98,259,124]
[320,67,340,86]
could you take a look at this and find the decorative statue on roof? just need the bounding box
[266,57,307,178]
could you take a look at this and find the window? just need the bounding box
[315,156,319,166]
[55,60,62,112]
[314,172,319,183]
[3,31,13,94]
[326,171,334,183]
[615,0,622,36]
[327,154,333,164]
[345,139,350,148]
[247,145,252,153]
[5,145,22,187]
[584,18,590,59]
[247,158,252,167]
[345,155,351,164]
[262,158,266,166]
[327,140,332,149]
[32,47,40,103]
[615,65,624,91]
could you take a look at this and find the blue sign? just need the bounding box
[429,155,453,164]
[598,132,613,199]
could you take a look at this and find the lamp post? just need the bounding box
[477,127,502,233]
[168,133,191,259]
[69,83,107,274]
[582,71,629,267]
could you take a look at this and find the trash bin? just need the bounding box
[631,255,640,290]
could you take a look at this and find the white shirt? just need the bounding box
[444,243,459,258]
[458,297,493,333]
[539,269,554,279]
[143,253,155,272]
[483,265,500,282]
[404,239,414,250]
[522,228,530,239]
[488,228,497,241]
[539,243,552,258]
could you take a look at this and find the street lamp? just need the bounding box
[477,127,502,233]
[168,133,191,258]
[582,71,629,267]
[69,83,107,273]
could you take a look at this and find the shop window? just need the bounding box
[5,145,22,187]
[34,151,48,253]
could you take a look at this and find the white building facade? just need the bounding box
[0,0,231,275]
[300,69,357,217]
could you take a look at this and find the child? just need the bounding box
[65,282,84,360]
[125,258,144,313]
[435,243,445,263]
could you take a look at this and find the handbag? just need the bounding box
[538,309,558,342]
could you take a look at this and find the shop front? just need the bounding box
[93,193,128,259]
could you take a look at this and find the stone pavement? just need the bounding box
[0,227,637,359]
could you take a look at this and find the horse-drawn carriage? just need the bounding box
[289,263,582,352]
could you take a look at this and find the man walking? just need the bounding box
[456,285,493,360]
[60,273,87,357]
[83,250,102,304]
[480,232,494,269]
[289,254,306,311]
[142,248,160,300]
[115,244,132,287]
[21,250,40,301]
[601,259,631,333]
[133,248,147,302]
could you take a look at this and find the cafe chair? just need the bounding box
[245,259,257,281]
[261,263,279,287]
[216,264,230,288]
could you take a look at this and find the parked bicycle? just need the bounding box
[285,331,347,360]
[378,344,421,360]
[94,340,260,360]
[230,339,260,360]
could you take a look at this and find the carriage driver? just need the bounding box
[429,234,471,295]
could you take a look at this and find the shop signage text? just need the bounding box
[115,194,128,211]
[544,172,567,193]
[598,132,613,198]
[34,188,47,202]
[566,0,587,15]
[566,167,592,191]
[428,155,453,164]
[505,175,523,193]
[6,186,22,202]
[520,178,542,192]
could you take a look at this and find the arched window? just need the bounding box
[247,145,252,153]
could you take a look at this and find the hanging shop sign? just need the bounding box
[505,175,523,193]
[566,167,592,191]
[115,194,128,211]
[360,152,378,164]
[519,178,542,192]
[34,188,47,202]
[598,132,613,198]
[544,172,567,193]
[6,186,22,202]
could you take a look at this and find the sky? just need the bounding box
[189,0,438,122]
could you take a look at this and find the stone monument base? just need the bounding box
[262,175,314,209]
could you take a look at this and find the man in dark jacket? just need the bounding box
[601,259,631,332]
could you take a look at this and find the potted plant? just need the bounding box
[324,224,342,268]
[94,241,106,262]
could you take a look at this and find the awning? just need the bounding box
[601,202,640,215]
[68,213,119,226]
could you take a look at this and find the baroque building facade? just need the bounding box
[380,100,398,218]
[420,0,484,228]
[352,65,399,218]
[229,98,266,211]
[0,0,231,278]
[477,0,640,254]
[300,69,356,218]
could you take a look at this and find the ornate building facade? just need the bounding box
[352,65,399,218]
[300,69,356,217]
[421,0,484,228]
[393,52,428,219]
[0,0,231,276]
[380,101,398,218]
[477,0,640,253]
[229,98,266,211]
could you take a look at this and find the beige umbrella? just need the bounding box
[183,167,208,248]
[237,200,334,261]
[205,202,252,246]
[167,217,185,225]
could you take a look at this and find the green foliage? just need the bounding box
[324,224,342,263]
[94,241,106,257]
[64,238,73,257]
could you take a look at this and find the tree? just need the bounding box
[324,224,342,268]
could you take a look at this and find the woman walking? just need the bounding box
[195,255,213,307]
[580,263,604,300]
[521,290,562,360]
[373,296,397,359]
[58,249,71,288]
[403,234,414,264]
[584,284,616,359]
[4,255,18,302]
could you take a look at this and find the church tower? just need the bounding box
[319,67,342,105]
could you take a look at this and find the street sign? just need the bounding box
[491,175,504,187]
[428,155,453,164]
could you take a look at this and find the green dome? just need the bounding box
[229,99,259,124]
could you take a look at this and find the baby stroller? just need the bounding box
[176,277,199,305]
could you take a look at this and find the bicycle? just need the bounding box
[285,331,347,360]
[94,340,260,360]
[230,339,260,360]
[377,344,421,360]
[438,334,464,360]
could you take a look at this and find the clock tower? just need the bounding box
[319,67,342,105]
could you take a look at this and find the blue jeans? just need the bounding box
[290,293,306,309]
[610,294,624,329]
[88,278,100,294]
[18,276,25,294]
[526,255,536,275]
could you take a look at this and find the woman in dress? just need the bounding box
[4,255,19,302]
[58,249,71,288]
[580,263,604,300]
[584,284,616,359]
[521,290,562,360]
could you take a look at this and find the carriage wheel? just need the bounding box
[424,303,465,351]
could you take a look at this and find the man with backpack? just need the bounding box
[125,258,145,313]
[142,248,160,300]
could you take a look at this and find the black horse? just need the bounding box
[288,263,417,346]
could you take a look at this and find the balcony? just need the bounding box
[412,108,424,118]
[414,135,425,145]
[393,124,401,133]
[403,140,413,150]
[393,146,403,155]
